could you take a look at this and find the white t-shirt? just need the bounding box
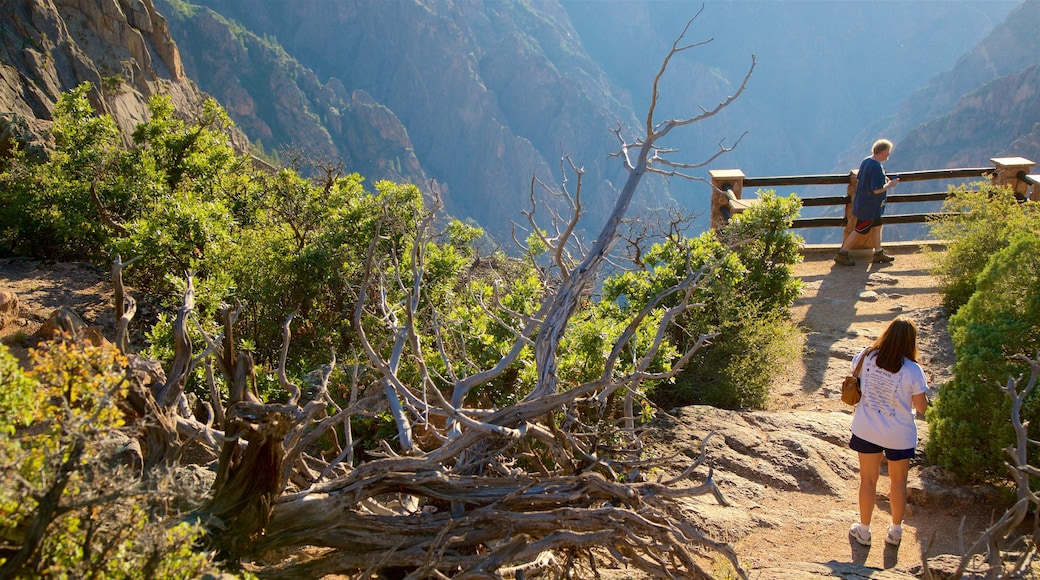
[849,348,929,450]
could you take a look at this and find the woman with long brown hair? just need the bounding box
[847,316,929,547]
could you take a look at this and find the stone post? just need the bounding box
[709,169,745,231]
[991,157,1036,201]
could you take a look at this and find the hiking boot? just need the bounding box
[834,251,855,266]
[849,522,871,546]
[885,524,902,546]
[872,250,895,264]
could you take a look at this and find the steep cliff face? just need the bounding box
[0,0,208,147]
[164,0,658,242]
[895,65,1040,169]
[154,1,430,193]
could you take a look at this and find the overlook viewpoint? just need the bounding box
[1,0,1036,576]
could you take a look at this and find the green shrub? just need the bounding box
[110,187,237,303]
[720,191,804,317]
[0,84,124,260]
[604,193,804,410]
[668,306,801,410]
[0,342,220,577]
[928,183,1040,313]
[926,232,1040,483]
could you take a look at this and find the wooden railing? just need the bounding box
[710,156,1038,246]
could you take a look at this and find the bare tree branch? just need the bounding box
[106,10,759,578]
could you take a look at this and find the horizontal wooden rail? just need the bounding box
[883,167,991,182]
[742,167,993,189]
[798,195,847,207]
[791,212,953,229]
[790,216,846,228]
[796,191,952,208]
[883,191,952,204]
[743,174,849,187]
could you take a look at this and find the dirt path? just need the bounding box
[734,244,1004,576]
[772,242,953,413]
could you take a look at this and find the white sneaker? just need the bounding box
[886,524,902,546]
[849,522,871,546]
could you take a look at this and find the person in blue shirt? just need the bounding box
[835,139,900,266]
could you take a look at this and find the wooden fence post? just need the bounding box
[709,169,745,231]
[840,168,873,250]
[991,157,1037,201]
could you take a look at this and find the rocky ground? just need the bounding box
[647,244,1027,579]
[0,246,1033,579]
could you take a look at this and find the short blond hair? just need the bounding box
[872,139,893,155]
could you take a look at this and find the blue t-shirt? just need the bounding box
[852,156,888,221]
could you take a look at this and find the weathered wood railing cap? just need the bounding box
[708,168,746,183]
[709,169,746,230]
[992,157,1038,201]
[991,156,1035,167]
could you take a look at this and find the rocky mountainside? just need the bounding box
[165,1,1030,240]
[2,0,1035,245]
[152,0,431,198]
[156,0,655,243]
[837,0,1040,172]
[895,64,1039,170]
[0,0,227,150]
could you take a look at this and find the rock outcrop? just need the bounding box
[152,1,432,196]
[0,289,18,329]
[0,0,216,149]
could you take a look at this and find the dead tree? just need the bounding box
[119,9,758,579]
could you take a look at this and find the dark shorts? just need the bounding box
[854,216,882,234]
[849,433,915,461]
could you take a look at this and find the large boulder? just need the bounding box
[38,305,108,346]
[0,289,18,329]
[655,406,857,497]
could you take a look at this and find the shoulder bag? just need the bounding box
[841,352,867,406]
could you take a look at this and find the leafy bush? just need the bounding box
[0,84,124,260]
[0,342,219,577]
[926,232,1040,483]
[719,191,805,317]
[673,304,802,410]
[928,183,1040,313]
[604,192,804,410]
